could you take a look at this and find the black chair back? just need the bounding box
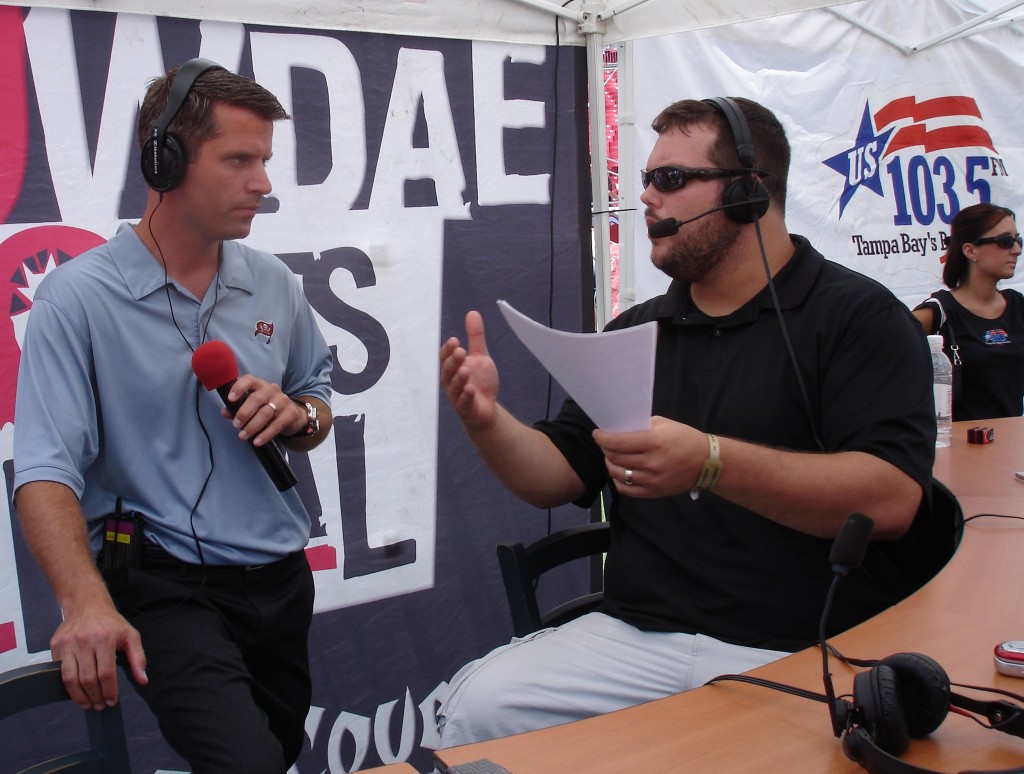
[0,660,131,773]
[497,521,610,638]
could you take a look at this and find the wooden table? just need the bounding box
[435,417,1024,773]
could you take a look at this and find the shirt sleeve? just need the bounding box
[13,294,98,498]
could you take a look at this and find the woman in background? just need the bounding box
[913,202,1024,420]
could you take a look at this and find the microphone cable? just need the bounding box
[750,213,824,452]
[143,195,224,583]
[704,513,874,735]
[543,7,564,538]
[956,512,1024,544]
[703,672,833,704]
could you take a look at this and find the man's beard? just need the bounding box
[653,210,743,283]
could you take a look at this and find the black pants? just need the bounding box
[104,547,315,773]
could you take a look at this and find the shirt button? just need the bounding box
[713,329,722,337]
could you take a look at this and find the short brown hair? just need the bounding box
[651,97,789,210]
[136,63,290,157]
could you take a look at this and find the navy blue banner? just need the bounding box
[0,6,593,771]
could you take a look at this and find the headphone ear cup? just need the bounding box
[841,725,871,764]
[141,130,187,193]
[721,176,770,223]
[854,663,912,756]
[878,652,950,738]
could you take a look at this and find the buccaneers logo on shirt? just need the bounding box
[254,320,275,343]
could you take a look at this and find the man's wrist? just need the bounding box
[283,399,319,438]
[692,433,722,491]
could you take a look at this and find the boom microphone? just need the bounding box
[830,512,875,576]
[647,185,772,239]
[648,211,709,239]
[822,512,875,737]
[702,514,876,711]
[192,340,297,492]
[647,200,748,239]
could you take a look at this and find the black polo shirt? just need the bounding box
[536,235,936,651]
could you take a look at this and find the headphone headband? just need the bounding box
[151,58,220,144]
[703,96,757,169]
[142,58,223,192]
[700,96,769,223]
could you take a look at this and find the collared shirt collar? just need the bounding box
[651,234,823,327]
[112,221,255,302]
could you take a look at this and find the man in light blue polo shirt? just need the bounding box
[13,60,333,772]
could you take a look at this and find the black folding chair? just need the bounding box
[0,660,131,774]
[496,521,610,638]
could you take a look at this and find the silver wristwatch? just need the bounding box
[288,400,319,437]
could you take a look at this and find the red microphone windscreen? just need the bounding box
[192,340,239,390]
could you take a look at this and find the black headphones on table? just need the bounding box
[701,96,771,224]
[709,512,1024,774]
[838,649,1024,773]
[141,58,222,192]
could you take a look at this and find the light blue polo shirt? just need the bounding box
[13,223,333,565]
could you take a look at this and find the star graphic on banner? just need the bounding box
[823,103,895,218]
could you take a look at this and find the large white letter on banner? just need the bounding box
[370,48,467,217]
[473,41,549,206]
[24,9,161,228]
[250,32,367,224]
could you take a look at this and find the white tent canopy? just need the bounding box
[5,0,1020,324]
[5,0,861,326]
[620,0,1024,317]
[5,0,857,44]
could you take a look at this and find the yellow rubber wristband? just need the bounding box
[692,433,722,491]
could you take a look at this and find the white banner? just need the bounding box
[627,1,1024,310]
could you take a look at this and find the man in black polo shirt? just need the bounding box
[436,97,935,747]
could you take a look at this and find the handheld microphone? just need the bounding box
[822,512,875,737]
[192,340,297,492]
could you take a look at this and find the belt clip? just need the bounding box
[102,498,144,570]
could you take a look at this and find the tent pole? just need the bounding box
[584,6,613,329]
[598,0,657,21]
[504,0,581,23]
[826,8,912,54]
[911,0,1024,51]
[616,40,637,314]
[830,2,1024,55]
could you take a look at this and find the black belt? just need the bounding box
[135,542,294,575]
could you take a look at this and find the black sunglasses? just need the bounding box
[973,233,1023,250]
[640,166,745,193]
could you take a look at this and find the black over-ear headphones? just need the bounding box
[701,96,771,224]
[840,651,1024,773]
[141,58,222,193]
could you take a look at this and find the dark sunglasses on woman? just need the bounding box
[973,233,1023,250]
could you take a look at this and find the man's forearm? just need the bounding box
[466,404,586,509]
[711,440,923,539]
[15,480,114,613]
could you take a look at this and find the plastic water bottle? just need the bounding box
[927,334,953,448]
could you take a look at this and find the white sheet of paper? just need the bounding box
[497,300,656,432]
